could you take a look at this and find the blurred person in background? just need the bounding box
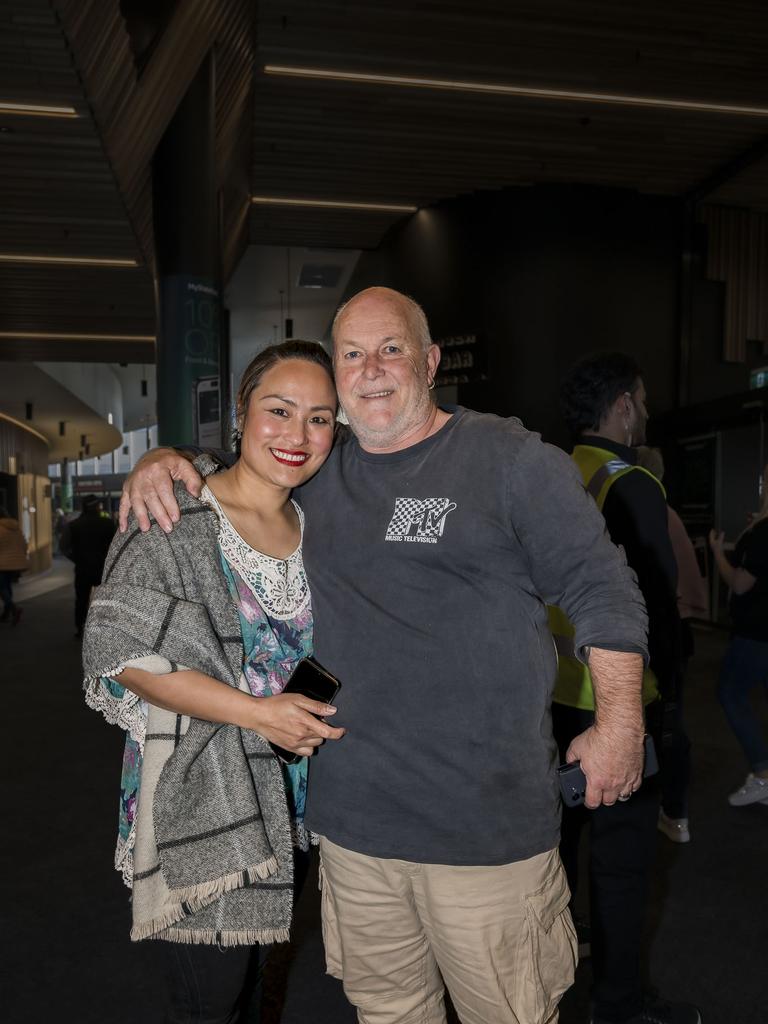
[709,465,768,807]
[0,505,28,625]
[636,446,708,844]
[61,495,117,638]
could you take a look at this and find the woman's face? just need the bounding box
[238,358,337,489]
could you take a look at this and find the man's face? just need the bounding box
[333,294,440,452]
[627,379,649,446]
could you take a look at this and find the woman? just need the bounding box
[709,467,768,807]
[0,505,27,625]
[83,340,345,1023]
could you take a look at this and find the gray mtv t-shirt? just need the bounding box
[298,408,647,865]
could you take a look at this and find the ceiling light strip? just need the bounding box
[0,101,78,118]
[0,254,138,267]
[251,195,417,213]
[0,412,49,445]
[264,65,768,118]
[0,331,155,342]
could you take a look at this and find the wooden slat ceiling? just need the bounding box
[250,0,768,244]
[2,0,768,365]
[0,0,154,357]
[0,0,255,363]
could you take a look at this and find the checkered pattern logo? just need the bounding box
[385,497,457,544]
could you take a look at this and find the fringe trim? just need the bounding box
[163,855,279,908]
[134,925,291,946]
[131,857,281,941]
[130,905,188,942]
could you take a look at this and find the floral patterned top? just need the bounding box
[113,491,314,883]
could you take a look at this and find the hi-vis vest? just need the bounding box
[549,444,663,711]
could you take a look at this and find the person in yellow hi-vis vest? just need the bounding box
[556,353,696,1024]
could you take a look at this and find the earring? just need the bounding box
[428,379,436,391]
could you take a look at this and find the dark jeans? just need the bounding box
[0,571,15,614]
[156,847,311,1023]
[158,942,261,1024]
[717,634,768,773]
[553,703,661,1023]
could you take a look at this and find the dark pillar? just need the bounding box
[153,53,222,447]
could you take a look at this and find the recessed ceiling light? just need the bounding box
[0,331,155,341]
[0,254,139,267]
[251,195,417,213]
[0,101,78,118]
[264,65,768,118]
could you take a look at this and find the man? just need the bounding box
[555,353,699,1024]
[123,288,648,1024]
[61,495,116,638]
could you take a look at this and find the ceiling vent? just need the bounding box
[298,264,343,289]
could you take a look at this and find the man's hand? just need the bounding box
[568,646,645,808]
[566,724,644,809]
[119,448,202,534]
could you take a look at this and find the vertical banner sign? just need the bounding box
[157,275,221,447]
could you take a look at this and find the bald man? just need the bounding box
[122,288,649,1024]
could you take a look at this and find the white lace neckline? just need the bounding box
[200,485,310,621]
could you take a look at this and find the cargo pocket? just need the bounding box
[317,852,344,979]
[521,859,578,1024]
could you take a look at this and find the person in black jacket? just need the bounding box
[61,496,116,638]
[557,353,697,1024]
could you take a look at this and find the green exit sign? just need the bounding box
[750,366,768,389]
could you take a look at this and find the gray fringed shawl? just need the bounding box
[82,457,294,945]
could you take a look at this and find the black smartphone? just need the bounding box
[269,656,341,765]
[557,734,659,806]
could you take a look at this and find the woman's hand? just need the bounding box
[119,668,346,756]
[250,693,346,757]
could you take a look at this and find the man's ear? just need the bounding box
[609,390,630,421]
[426,343,441,383]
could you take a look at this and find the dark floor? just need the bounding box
[2,561,767,1023]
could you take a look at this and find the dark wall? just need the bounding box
[345,185,684,446]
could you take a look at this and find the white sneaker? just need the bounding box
[728,773,768,806]
[658,810,690,843]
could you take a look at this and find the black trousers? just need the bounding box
[553,703,661,1023]
[156,847,311,1024]
[158,942,261,1024]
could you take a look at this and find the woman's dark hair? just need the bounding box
[560,352,642,442]
[233,339,335,453]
